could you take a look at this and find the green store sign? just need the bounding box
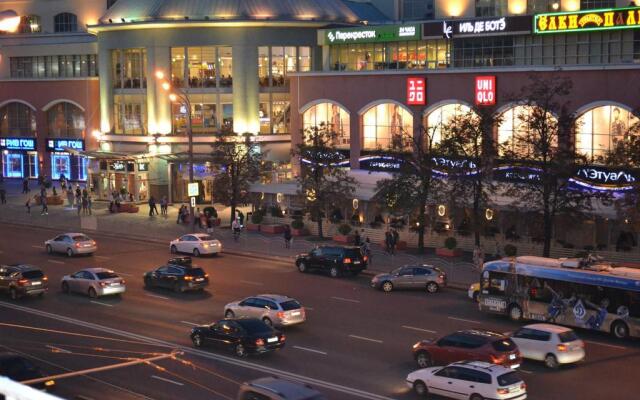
[324,24,420,45]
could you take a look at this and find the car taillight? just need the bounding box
[343,257,352,264]
[75,243,81,248]
[490,354,504,364]
[520,383,527,391]
[497,388,509,395]
[99,281,107,287]
[184,276,193,281]
[277,311,285,319]
[91,241,96,246]
[255,338,265,346]
[43,276,48,281]
[17,279,29,286]
[120,279,126,285]
[204,273,209,278]
[363,255,368,261]
[557,344,568,352]
[280,334,286,342]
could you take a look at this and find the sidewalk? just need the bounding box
[0,182,477,287]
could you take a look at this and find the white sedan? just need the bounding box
[170,233,222,257]
[508,323,585,369]
[45,233,97,257]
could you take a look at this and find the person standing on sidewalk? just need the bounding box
[391,229,399,254]
[283,225,292,249]
[87,195,93,216]
[22,177,30,194]
[0,181,6,205]
[75,185,81,209]
[160,196,168,216]
[353,230,361,247]
[362,237,372,266]
[232,218,242,242]
[40,187,48,215]
[148,196,158,216]
[25,196,31,214]
[384,230,392,253]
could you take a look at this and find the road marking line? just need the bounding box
[519,369,533,374]
[46,345,71,354]
[584,340,627,350]
[239,280,263,286]
[348,334,383,344]
[90,301,113,307]
[402,325,437,334]
[115,271,132,277]
[151,375,184,386]
[180,321,200,326]
[331,296,360,303]
[304,307,314,311]
[32,245,44,249]
[448,316,481,324]
[293,346,327,355]
[145,293,169,300]
[95,256,110,260]
[47,259,65,265]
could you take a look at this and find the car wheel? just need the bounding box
[509,304,523,322]
[545,353,559,369]
[193,248,200,257]
[225,310,235,319]
[413,380,428,397]
[415,351,432,368]
[382,281,394,292]
[9,287,18,300]
[329,267,340,278]
[88,287,98,298]
[262,317,273,327]
[46,244,53,254]
[297,262,307,273]
[144,277,152,288]
[470,394,484,400]
[426,282,439,294]
[66,248,74,257]
[192,334,202,347]
[170,245,177,254]
[61,281,70,294]
[611,320,630,340]
[234,344,247,358]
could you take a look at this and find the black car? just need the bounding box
[0,264,48,300]
[190,318,285,357]
[295,246,367,277]
[0,353,55,391]
[143,259,209,293]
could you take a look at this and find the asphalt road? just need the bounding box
[0,224,638,400]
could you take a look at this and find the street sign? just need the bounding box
[190,197,196,208]
[187,182,199,197]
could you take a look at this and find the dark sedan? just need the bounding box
[0,353,55,391]
[190,318,285,357]
[143,261,209,293]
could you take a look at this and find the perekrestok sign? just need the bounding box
[535,6,640,34]
[324,24,420,45]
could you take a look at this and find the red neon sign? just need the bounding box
[406,77,426,105]
[475,76,496,106]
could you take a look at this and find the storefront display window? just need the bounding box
[425,103,473,145]
[259,46,310,87]
[0,102,37,136]
[114,95,147,135]
[219,47,233,87]
[112,48,147,89]
[498,105,556,157]
[51,153,70,180]
[329,40,448,71]
[272,100,290,134]
[362,103,413,150]
[47,102,85,138]
[303,102,350,148]
[2,153,24,178]
[222,104,233,131]
[172,102,217,134]
[576,105,638,161]
[171,47,185,86]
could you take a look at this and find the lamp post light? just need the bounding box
[155,70,195,220]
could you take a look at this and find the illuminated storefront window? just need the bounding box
[219,47,233,87]
[112,48,147,89]
[329,40,448,71]
[498,105,556,157]
[576,105,638,161]
[258,46,311,87]
[47,102,85,138]
[51,153,87,181]
[2,152,38,178]
[171,47,231,88]
[303,102,350,148]
[425,103,472,145]
[362,103,413,150]
[172,102,217,134]
[114,95,146,135]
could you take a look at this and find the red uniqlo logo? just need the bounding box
[475,76,496,106]
[407,77,426,105]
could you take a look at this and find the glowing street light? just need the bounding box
[161,82,171,91]
[154,70,165,80]
[0,10,21,33]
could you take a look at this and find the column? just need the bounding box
[232,45,259,134]
[98,45,113,133]
[153,46,172,134]
[145,46,157,134]
[350,113,361,169]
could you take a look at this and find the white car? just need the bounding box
[61,268,125,298]
[45,233,97,257]
[407,361,527,400]
[509,323,585,369]
[170,233,222,257]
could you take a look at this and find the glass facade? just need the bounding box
[329,40,449,71]
[577,106,639,161]
[10,55,98,78]
[18,15,41,34]
[498,105,557,157]
[112,49,147,89]
[0,102,36,136]
[258,46,311,87]
[2,152,38,178]
[54,13,78,33]
[47,102,85,138]
[170,46,232,88]
[114,94,146,135]
[51,153,87,181]
[425,104,472,145]
[363,103,413,150]
[302,102,350,148]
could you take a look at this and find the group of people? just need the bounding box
[148,196,168,217]
[384,229,400,255]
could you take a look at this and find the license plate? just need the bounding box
[195,278,204,282]
[509,354,516,360]
[31,281,41,285]
[291,311,301,316]
[267,337,278,343]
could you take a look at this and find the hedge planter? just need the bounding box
[333,234,353,244]
[246,223,261,232]
[35,195,63,206]
[261,224,285,234]
[436,248,463,257]
[117,203,139,213]
[291,228,309,236]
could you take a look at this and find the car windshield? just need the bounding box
[491,338,517,352]
[558,330,579,343]
[21,270,44,279]
[497,371,522,386]
[236,319,272,334]
[96,271,118,280]
[185,268,205,277]
[280,300,302,311]
[344,248,362,258]
[198,235,214,241]
[72,235,91,242]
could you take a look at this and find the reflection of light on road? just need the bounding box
[389,381,412,397]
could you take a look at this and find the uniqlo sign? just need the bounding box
[475,76,496,106]
[406,77,426,105]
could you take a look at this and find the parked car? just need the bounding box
[190,318,285,357]
[224,295,306,327]
[45,233,97,257]
[0,264,48,300]
[170,233,222,257]
[295,246,367,277]
[0,353,55,391]
[61,268,125,298]
[237,377,326,400]
[144,260,209,293]
[508,324,585,369]
[413,330,522,369]
[406,361,527,400]
[468,282,480,302]
[371,265,446,293]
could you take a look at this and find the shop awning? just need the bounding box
[76,150,139,160]
[154,152,214,163]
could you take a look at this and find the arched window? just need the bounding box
[576,105,638,161]
[18,15,41,33]
[302,102,350,148]
[424,103,473,145]
[54,13,78,33]
[47,102,85,138]
[0,102,36,136]
[362,103,413,150]
[497,105,557,157]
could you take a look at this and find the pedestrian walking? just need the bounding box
[66,187,74,208]
[87,195,93,215]
[148,196,158,216]
[284,225,293,249]
[75,185,81,210]
[473,245,485,272]
[199,211,208,230]
[232,218,242,242]
[206,211,214,234]
[362,237,372,266]
[82,195,88,215]
[384,230,392,254]
[76,196,82,215]
[22,177,30,194]
[40,187,48,215]
[160,196,168,216]
[0,176,6,205]
[25,197,31,214]
[176,205,185,224]
[391,229,400,255]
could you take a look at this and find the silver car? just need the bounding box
[61,268,125,298]
[224,294,306,327]
[370,265,446,293]
[45,233,97,257]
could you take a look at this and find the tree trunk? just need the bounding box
[230,203,236,226]
[543,207,552,257]
[473,182,481,247]
[417,198,426,253]
[317,214,324,238]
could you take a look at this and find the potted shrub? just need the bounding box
[246,212,263,231]
[290,219,309,236]
[270,205,284,218]
[333,223,353,243]
[436,236,462,257]
[504,244,517,257]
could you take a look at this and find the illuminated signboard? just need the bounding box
[423,15,531,39]
[46,138,84,152]
[324,24,420,45]
[110,161,126,171]
[359,155,405,172]
[535,6,640,34]
[0,137,36,151]
[406,77,426,105]
[475,76,496,106]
